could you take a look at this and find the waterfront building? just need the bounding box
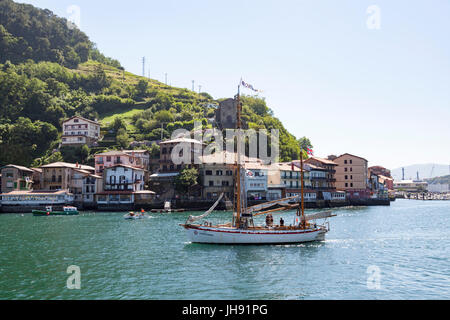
[394,180,428,192]
[94,150,150,176]
[40,162,95,191]
[96,164,150,207]
[0,190,74,207]
[245,162,269,201]
[200,152,234,201]
[274,162,316,200]
[333,153,370,199]
[428,183,450,193]
[303,156,337,190]
[368,172,389,199]
[61,116,101,147]
[149,137,205,200]
[369,166,394,190]
[159,137,205,173]
[0,165,34,193]
[71,169,102,206]
[31,168,43,190]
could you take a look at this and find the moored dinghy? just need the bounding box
[33,206,79,216]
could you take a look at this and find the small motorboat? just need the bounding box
[33,206,79,216]
[124,211,146,220]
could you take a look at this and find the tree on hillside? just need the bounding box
[116,128,130,149]
[134,79,149,99]
[299,137,313,158]
[110,117,127,132]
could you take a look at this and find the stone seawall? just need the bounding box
[0,198,390,213]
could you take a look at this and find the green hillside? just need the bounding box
[0,0,307,168]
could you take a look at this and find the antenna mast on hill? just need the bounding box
[142,57,145,77]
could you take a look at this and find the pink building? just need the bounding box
[94,150,150,176]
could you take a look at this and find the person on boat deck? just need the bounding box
[280,217,285,227]
[130,212,135,217]
[266,214,274,227]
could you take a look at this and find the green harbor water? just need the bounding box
[0,199,449,300]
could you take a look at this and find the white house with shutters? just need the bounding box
[61,116,101,147]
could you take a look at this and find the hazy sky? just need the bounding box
[19,0,450,169]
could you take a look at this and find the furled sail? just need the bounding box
[186,193,224,225]
[246,196,298,214]
[303,211,336,222]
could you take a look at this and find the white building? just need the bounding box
[96,165,146,206]
[0,190,74,206]
[394,180,428,192]
[245,163,269,200]
[428,183,450,193]
[62,116,101,147]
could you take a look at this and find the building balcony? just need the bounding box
[104,185,133,191]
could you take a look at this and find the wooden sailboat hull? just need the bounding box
[183,225,327,244]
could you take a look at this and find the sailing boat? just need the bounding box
[180,82,335,244]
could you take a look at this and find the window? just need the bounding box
[345,168,348,172]
[350,160,353,164]
[345,183,348,187]
[344,160,347,164]
[74,119,79,123]
[106,156,111,162]
[216,170,223,176]
[350,168,353,172]
[351,183,354,187]
[209,181,214,187]
[345,175,348,180]
[350,175,353,180]
[205,170,213,176]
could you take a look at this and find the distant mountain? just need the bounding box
[392,164,450,181]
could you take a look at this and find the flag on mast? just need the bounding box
[306,148,314,156]
[240,79,263,93]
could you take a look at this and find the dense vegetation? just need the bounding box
[0,0,120,68]
[0,0,310,168]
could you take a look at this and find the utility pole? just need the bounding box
[198,85,202,94]
[165,73,167,85]
[142,57,145,77]
[192,80,195,91]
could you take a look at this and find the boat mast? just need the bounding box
[234,83,242,227]
[300,147,306,228]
